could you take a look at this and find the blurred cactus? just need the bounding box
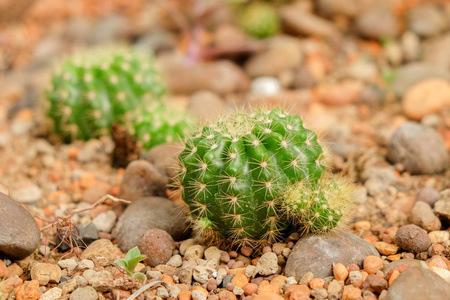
[239,2,280,39]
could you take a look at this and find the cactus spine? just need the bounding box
[177,108,353,248]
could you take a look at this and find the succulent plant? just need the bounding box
[44,46,192,149]
[177,108,353,248]
[239,2,280,39]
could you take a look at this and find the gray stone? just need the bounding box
[386,267,450,300]
[11,184,42,203]
[435,189,450,222]
[355,7,398,39]
[250,77,281,96]
[92,211,116,233]
[416,187,440,208]
[362,166,397,196]
[407,3,448,38]
[145,142,183,180]
[387,122,448,175]
[285,230,379,280]
[391,63,450,96]
[0,192,41,259]
[70,286,98,300]
[119,160,168,201]
[115,197,190,252]
[87,14,130,45]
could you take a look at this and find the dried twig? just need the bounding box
[127,281,171,300]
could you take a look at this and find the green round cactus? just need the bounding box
[177,108,352,248]
[239,2,280,39]
[44,46,192,149]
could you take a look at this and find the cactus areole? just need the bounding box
[178,108,352,248]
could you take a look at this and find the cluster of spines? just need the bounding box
[177,108,332,248]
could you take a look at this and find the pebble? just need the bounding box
[39,287,62,300]
[0,260,7,278]
[428,231,450,244]
[80,239,116,267]
[11,184,42,203]
[254,252,278,276]
[158,52,249,95]
[188,91,225,123]
[250,77,281,96]
[308,278,324,290]
[362,274,388,294]
[279,3,339,39]
[355,6,398,39]
[243,282,258,296]
[402,79,450,120]
[31,263,62,285]
[15,279,41,299]
[390,62,450,96]
[317,80,362,106]
[56,222,99,252]
[69,286,98,300]
[185,245,205,260]
[375,242,398,255]
[0,192,41,259]
[333,263,348,281]
[423,33,450,70]
[119,160,168,201]
[362,166,396,196]
[381,259,426,274]
[285,231,379,279]
[430,267,450,283]
[387,122,448,175]
[192,289,207,300]
[385,267,450,300]
[137,228,175,267]
[57,259,78,274]
[363,256,384,275]
[416,187,440,208]
[401,31,421,62]
[145,142,183,180]
[193,266,215,284]
[327,279,342,295]
[92,211,116,233]
[411,201,442,231]
[395,224,432,254]
[434,189,450,222]
[342,286,361,300]
[244,36,302,77]
[218,289,237,300]
[407,3,448,38]
[166,254,183,268]
[115,197,190,252]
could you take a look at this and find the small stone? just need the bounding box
[333,263,348,281]
[232,286,244,296]
[243,282,258,296]
[115,197,190,252]
[137,228,175,267]
[166,254,183,268]
[299,272,314,285]
[57,259,77,274]
[363,256,384,275]
[192,289,207,300]
[375,242,398,255]
[310,287,328,300]
[15,280,41,299]
[11,184,42,203]
[188,91,225,123]
[80,239,116,267]
[430,267,450,283]
[218,289,237,300]
[354,221,371,231]
[39,287,62,300]
[327,280,342,295]
[387,122,449,175]
[231,273,249,288]
[407,3,448,38]
[434,190,450,221]
[31,263,62,285]
[185,245,205,260]
[0,259,7,278]
[193,265,215,285]
[92,211,116,233]
[385,267,450,300]
[416,187,440,208]
[395,224,432,253]
[81,186,108,204]
[254,252,278,276]
[348,271,363,284]
[362,274,388,294]
[428,231,450,244]
[250,77,281,96]
[412,202,441,231]
[285,231,379,280]
[178,290,192,300]
[342,286,361,300]
[69,286,98,300]
[402,79,450,121]
[308,278,324,290]
[355,6,398,39]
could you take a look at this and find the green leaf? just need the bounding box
[132,272,147,282]
[125,247,142,262]
[126,255,147,272]
[114,259,128,270]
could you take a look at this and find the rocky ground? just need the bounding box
[1,0,450,299]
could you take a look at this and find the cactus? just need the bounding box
[177,108,353,248]
[44,46,192,149]
[239,2,280,39]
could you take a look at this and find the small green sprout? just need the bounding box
[115,247,147,281]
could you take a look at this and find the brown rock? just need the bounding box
[0,259,7,278]
[80,239,117,267]
[0,193,41,259]
[333,263,348,281]
[218,290,237,300]
[415,187,440,208]
[375,242,398,255]
[119,160,168,201]
[395,224,432,253]
[411,202,441,231]
[362,274,388,294]
[317,80,363,106]
[402,79,450,120]
[342,286,361,300]
[15,280,42,300]
[137,228,175,267]
[308,278,324,290]
[30,263,61,285]
[0,277,23,299]
[243,282,258,296]
[187,91,225,123]
[145,142,183,181]
[81,186,108,204]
